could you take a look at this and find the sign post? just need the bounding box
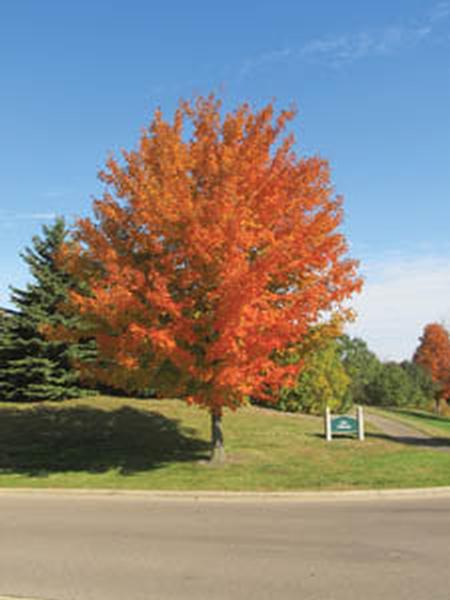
[357,405,365,441]
[325,406,364,441]
[325,407,332,442]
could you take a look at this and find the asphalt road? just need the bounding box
[1,491,449,600]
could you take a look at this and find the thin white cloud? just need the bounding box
[41,190,71,199]
[347,254,450,361]
[429,1,450,23]
[239,2,448,76]
[0,211,57,221]
[19,212,56,220]
[239,48,293,80]
[300,25,432,68]
[0,211,57,231]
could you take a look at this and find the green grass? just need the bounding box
[0,396,450,491]
[368,406,450,439]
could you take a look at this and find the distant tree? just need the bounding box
[0,218,95,402]
[366,362,416,407]
[413,323,450,413]
[365,360,435,408]
[336,335,381,405]
[278,339,350,414]
[54,95,362,460]
[400,360,438,409]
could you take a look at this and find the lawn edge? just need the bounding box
[1,486,450,502]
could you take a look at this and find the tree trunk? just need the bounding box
[210,410,225,464]
[435,396,442,416]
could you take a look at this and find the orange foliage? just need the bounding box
[413,323,450,405]
[60,95,362,414]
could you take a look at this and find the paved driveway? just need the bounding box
[366,412,450,452]
[1,491,449,600]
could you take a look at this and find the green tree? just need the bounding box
[0,218,95,402]
[400,360,438,408]
[278,340,351,414]
[0,309,11,342]
[337,335,381,405]
[0,310,15,396]
[366,361,433,408]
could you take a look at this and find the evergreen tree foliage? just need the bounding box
[0,218,95,402]
[0,309,16,398]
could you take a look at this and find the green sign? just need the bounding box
[331,415,358,434]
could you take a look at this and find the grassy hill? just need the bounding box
[0,396,450,491]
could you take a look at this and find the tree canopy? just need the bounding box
[278,339,350,414]
[337,335,381,405]
[55,95,362,455]
[365,361,433,408]
[413,323,450,412]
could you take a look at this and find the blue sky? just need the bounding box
[1,0,449,360]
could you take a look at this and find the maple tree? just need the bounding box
[413,323,450,413]
[57,95,362,460]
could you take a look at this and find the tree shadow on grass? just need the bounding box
[391,409,450,426]
[308,433,362,441]
[308,431,450,451]
[0,405,210,477]
[366,432,450,452]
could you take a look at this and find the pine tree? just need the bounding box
[0,218,95,402]
[0,309,15,400]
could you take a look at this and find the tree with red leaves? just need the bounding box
[413,323,450,414]
[57,95,362,460]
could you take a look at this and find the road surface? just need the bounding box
[0,491,449,600]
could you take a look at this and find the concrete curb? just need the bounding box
[0,597,44,600]
[1,486,450,502]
